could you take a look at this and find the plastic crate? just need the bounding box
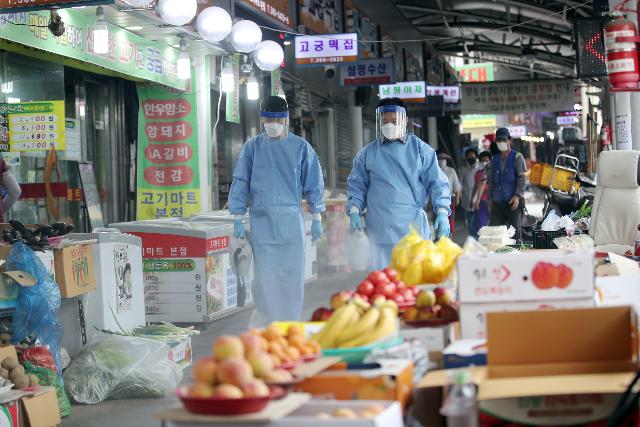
[550,166,580,193]
[322,335,403,363]
[532,229,567,249]
[530,162,544,185]
[539,163,553,188]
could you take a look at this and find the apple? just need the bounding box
[311,307,333,321]
[411,287,420,296]
[188,382,215,398]
[246,351,274,378]
[242,379,270,397]
[193,357,218,384]
[394,280,406,291]
[376,282,396,299]
[240,332,267,354]
[402,289,414,301]
[264,369,294,383]
[213,335,245,360]
[370,294,386,305]
[417,305,440,321]
[416,290,436,308]
[393,294,405,304]
[330,292,353,310]
[556,264,573,289]
[216,357,254,388]
[383,267,398,281]
[213,384,244,399]
[368,271,389,287]
[403,307,419,322]
[320,309,334,321]
[434,287,453,306]
[531,262,557,290]
[439,304,458,320]
[357,280,375,297]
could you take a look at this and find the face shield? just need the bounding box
[376,105,407,141]
[259,111,289,139]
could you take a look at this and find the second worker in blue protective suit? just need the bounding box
[228,96,325,323]
[347,97,451,271]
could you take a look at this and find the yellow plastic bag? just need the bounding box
[422,251,447,284]
[403,261,423,286]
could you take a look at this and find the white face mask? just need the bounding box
[381,123,401,140]
[438,159,447,169]
[482,160,490,167]
[497,142,509,152]
[264,123,284,138]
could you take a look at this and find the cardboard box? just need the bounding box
[457,250,595,303]
[460,298,595,340]
[54,243,96,298]
[399,325,451,354]
[20,387,60,427]
[295,359,414,411]
[443,339,487,369]
[167,336,192,369]
[596,275,640,313]
[417,307,638,427]
[0,399,19,427]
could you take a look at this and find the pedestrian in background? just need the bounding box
[437,150,461,234]
[459,148,482,237]
[489,128,527,241]
[471,151,492,237]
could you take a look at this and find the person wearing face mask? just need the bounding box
[471,151,492,237]
[347,98,451,270]
[488,128,527,241]
[459,147,483,237]
[436,151,461,233]
[228,96,325,323]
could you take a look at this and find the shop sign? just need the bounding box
[507,125,527,138]
[0,8,185,90]
[379,81,425,103]
[225,53,240,124]
[0,0,113,13]
[295,33,357,65]
[271,68,282,96]
[344,0,378,59]
[241,0,292,28]
[461,114,496,129]
[6,101,65,151]
[426,85,460,103]
[136,75,201,220]
[557,115,578,125]
[456,62,494,83]
[339,57,394,87]
[461,79,575,114]
[299,0,343,34]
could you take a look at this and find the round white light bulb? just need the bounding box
[196,7,232,42]
[157,0,197,27]
[229,20,262,53]
[253,40,284,71]
[247,76,259,100]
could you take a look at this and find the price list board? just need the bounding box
[0,104,8,152]
[8,101,65,151]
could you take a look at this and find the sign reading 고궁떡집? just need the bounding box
[295,33,358,65]
[136,77,201,220]
[0,8,185,90]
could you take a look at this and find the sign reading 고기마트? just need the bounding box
[295,33,358,65]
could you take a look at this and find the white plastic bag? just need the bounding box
[347,230,370,271]
[63,334,182,404]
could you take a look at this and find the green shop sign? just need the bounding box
[0,8,186,90]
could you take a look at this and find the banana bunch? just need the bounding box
[312,298,398,349]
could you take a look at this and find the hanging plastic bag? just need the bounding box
[63,333,182,404]
[6,243,63,374]
[347,230,370,271]
[23,361,72,418]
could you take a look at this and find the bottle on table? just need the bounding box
[440,370,478,427]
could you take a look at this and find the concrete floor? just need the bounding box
[62,270,365,427]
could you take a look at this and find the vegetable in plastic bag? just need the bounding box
[63,333,182,404]
[6,243,63,374]
[23,361,71,418]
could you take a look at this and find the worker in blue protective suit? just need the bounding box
[346,98,451,271]
[228,96,325,323]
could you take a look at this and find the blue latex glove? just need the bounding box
[434,213,450,239]
[349,212,363,231]
[311,219,323,242]
[233,219,246,239]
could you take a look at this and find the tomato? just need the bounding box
[368,271,390,287]
[383,267,398,281]
[357,280,375,297]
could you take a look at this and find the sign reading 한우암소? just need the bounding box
[295,33,358,66]
[339,57,394,87]
[379,81,426,103]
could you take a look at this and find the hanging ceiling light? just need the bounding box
[253,40,284,71]
[221,60,235,93]
[177,35,190,80]
[157,0,197,27]
[93,6,109,54]
[196,7,232,42]
[520,46,537,67]
[229,20,262,53]
[1,82,13,94]
[246,76,259,101]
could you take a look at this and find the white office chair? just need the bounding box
[589,150,640,255]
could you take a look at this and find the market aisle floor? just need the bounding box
[62,270,366,427]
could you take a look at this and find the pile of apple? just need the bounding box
[187,327,312,399]
[402,287,459,323]
[354,268,418,305]
[315,405,386,419]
